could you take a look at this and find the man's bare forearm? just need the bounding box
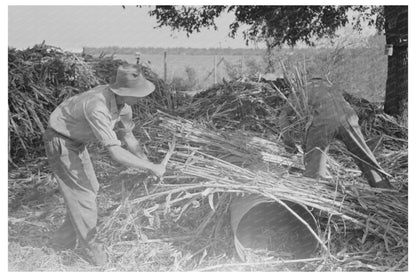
[123,132,148,160]
[108,145,153,170]
[108,145,165,177]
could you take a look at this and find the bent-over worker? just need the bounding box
[279,78,392,189]
[43,64,165,265]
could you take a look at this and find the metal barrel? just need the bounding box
[230,194,319,261]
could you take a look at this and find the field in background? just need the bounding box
[114,46,388,102]
[114,53,261,89]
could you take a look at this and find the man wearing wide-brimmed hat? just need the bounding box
[43,64,164,266]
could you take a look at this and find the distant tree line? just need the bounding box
[82,46,266,56]
[83,34,384,58]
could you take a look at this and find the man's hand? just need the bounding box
[150,163,166,177]
[108,145,161,174]
[135,151,149,161]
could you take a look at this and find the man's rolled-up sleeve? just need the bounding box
[84,104,121,147]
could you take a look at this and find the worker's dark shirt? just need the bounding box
[279,79,357,147]
[307,79,356,130]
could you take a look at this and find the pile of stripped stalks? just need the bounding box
[97,111,407,271]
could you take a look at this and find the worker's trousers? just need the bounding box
[43,127,100,249]
[304,114,391,188]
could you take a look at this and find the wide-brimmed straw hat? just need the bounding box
[110,64,155,97]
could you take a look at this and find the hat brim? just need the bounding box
[110,79,155,98]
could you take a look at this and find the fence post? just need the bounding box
[241,56,245,78]
[214,55,217,85]
[164,51,167,82]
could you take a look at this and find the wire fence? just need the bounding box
[114,53,264,90]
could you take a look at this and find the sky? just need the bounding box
[8,5,254,51]
[8,4,386,52]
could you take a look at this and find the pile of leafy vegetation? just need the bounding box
[8,42,99,164]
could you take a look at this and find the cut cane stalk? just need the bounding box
[162,136,176,167]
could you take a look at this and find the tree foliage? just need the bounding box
[147,5,385,47]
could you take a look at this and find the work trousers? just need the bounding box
[43,127,99,248]
[304,114,390,188]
